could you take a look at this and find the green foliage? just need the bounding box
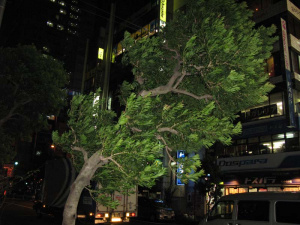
[56,0,277,216]
[54,89,166,208]
[0,45,69,163]
[122,0,276,184]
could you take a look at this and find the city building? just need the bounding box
[214,0,300,196]
[0,0,102,176]
[0,0,100,93]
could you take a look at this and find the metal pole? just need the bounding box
[102,0,115,109]
[81,38,89,94]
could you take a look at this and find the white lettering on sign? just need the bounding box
[244,177,276,184]
[218,158,268,167]
[281,18,290,70]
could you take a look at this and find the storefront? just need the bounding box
[217,151,300,195]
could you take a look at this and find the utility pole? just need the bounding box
[0,0,7,28]
[102,0,116,109]
[81,38,89,94]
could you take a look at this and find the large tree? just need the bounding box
[54,0,277,225]
[0,45,69,164]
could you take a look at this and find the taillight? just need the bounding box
[126,212,136,217]
[3,190,6,196]
[95,213,102,218]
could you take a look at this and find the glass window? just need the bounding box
[237,201,269,221]
[260,135,271,142]
[272,51,282,76]
[273,140,285,153]
[286,136,300,152]
[224,146,235,157]
[270,92,283,116]
[47,21,54,27]
[272,133,284,139]
[286,132,298,139]
[236,145,247,156]
[248,143,260,155]
[59,9,66,14]
[267,187,281,192]
[266,56,275,77]
[248,137,259,143]
[291,51,300,74]
[58,1,65,6]
[208,201,234,221]
[42,46,50,53]
[276,201,300,224]
[57,24,64,30]
[249,188,257,193]
[260,142,272,154]
[237,139,246,144]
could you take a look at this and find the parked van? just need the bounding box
[199,192,300,225]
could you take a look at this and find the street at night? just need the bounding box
[1,0,300,224]
[0,198,195,225]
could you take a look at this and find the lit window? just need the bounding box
[67,28,76,35]
[70,22,78,27]
[71,6,79,12]
[69,13,78,19]
[47,21,54,27]
[57,24,64,30]
[273,140,285,153]
[42,46,50,53]
[266,56,275,77]
[60,9,66,14]
[58,1,65,6]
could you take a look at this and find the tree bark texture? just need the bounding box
[62,152,104,225]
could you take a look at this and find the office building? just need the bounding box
[215,0,300,196]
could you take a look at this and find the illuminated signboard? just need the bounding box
[160,0,167,27]
[98,48,104,60]
[111,53,115,63]
[176,150,185,185]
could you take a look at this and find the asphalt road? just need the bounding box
[0,198,197,225]
[0,198,60,225]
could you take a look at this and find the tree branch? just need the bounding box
[0,99,32,127]
[138,41,213,102]
[108,157,128,175]
[155,134,176,171]
[171,88,213,101]
[157,127,179,135]
[71,146,88,162]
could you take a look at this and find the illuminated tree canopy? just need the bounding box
[54,0,276,225]
[121,0,277,173]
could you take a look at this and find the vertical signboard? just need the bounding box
[176,150,185,185]
[98,48,104,60]
[281,18,296,128]
[160,0,167,27]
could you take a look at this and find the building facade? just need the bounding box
[215,0,300,196]
[0,0,99,92]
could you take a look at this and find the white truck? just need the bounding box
[33,158,96,221]
[94,186,138,224]
[33,157,137,223]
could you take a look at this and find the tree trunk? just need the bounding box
[62,152,104,225]
[62,175,85,225]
